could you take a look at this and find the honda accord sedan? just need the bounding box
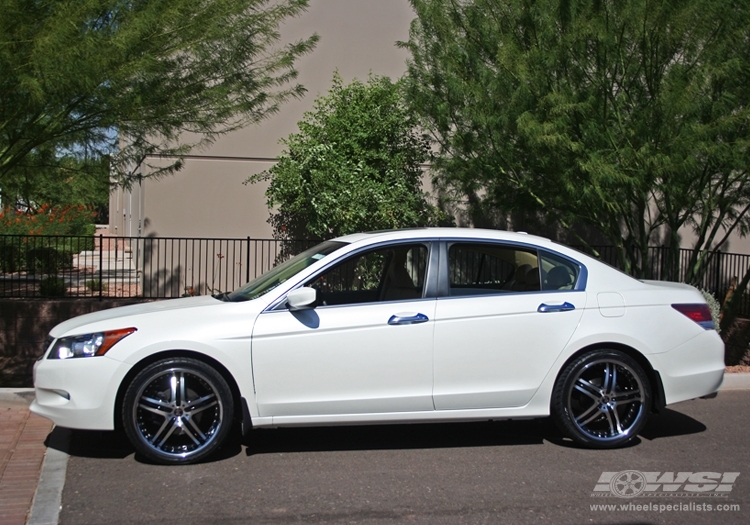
[31,228,724,464]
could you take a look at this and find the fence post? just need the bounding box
[714,250,722,293]
[246,236,251,284]
[98,234,103,301]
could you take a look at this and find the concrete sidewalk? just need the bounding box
[0,390,52,525]
[2,374,750,525]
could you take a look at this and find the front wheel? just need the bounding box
[551,350,651,448]
[122,357,234,464]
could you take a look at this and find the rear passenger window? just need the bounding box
[448,243,540,297]
[540,252,580,291]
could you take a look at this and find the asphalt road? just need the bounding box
[56,391,750,525]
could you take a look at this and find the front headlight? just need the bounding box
[48,328,137,359]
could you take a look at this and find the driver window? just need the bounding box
[306,244,428,306]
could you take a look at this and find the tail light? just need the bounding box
[672,304,715,330]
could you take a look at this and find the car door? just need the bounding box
[251,242,437,417]
[432,241,586,409]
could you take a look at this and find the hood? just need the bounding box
[50,295,224,338]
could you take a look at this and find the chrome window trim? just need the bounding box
[264,239,438,313]
[435,238,589,299]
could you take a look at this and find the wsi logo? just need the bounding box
[592,471,740,498]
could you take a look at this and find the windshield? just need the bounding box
[226,241,346,302]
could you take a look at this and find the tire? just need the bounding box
[551,350,651,448]
[122,357,234,465]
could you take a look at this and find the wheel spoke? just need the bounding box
[574,378,601,400]
[140,396,172,410]
[601,363,612,393]
[169,373,178,404]
[180,420,202,446]
[185,394,217,415]
[608,366,618,396]
[185,416,208,442]
[139,400,170,417]
[185,400,219,416]
[150,416,175,446]
[576,404,602,426]
[612,390,642,403]
[156,419,180,448]
[604,405,623,436]
[179,373,186,406]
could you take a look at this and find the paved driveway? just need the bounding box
[55,391,750,525]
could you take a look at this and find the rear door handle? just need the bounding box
[388,313,429,325]
[538,302,575,313]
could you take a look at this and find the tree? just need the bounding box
[401,0,750,283]
[0,0,318,193]
[1,145,110,213]
[249,73,451,240]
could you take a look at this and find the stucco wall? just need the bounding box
[111,0,416,239]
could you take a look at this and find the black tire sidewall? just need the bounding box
[122,357,235,465]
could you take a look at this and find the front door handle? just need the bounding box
[388,313,429,325]
[538,302,575,313]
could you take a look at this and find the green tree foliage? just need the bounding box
[0,0,318,192]
[402,0,750,281]
[249,73,451,239]
[1,145,109,213]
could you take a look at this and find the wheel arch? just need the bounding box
[114,349,246,432]
[557,342,666,413]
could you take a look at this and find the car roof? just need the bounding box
[334,227,554,246]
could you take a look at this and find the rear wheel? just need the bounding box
[122,358,234,464]
[552,350,650,448]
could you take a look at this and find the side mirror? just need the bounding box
[286,287,317,311]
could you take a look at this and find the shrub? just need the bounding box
[0,205,96,236]
[85,279,107,292]
[0,244,20,273]
[39,276,67,297]
[26,247,65,274]
[700,289,721,334]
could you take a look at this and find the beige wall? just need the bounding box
[111,0,416,239]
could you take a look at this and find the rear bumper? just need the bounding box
[650,330,725,405]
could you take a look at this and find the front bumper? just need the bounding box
[31,354,130,430]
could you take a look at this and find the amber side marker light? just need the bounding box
[96,328,138,355]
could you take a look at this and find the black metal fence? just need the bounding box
[0,234,319,299]
[2,234,750,314]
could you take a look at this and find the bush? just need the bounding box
[85,279,107,292]
[249,73,452,240]
[700,289,721,334]
[0,244,19,273]
[39,276,67,297]
[0,205,96,236]
[26,247,66,274]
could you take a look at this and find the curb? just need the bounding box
[0,388,35,406]
[718,372,750,390]
[27,429,70,525]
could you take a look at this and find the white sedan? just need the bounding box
[32,228,724,464]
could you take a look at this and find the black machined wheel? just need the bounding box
[122,358,234,465]
[552,350,651,448]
